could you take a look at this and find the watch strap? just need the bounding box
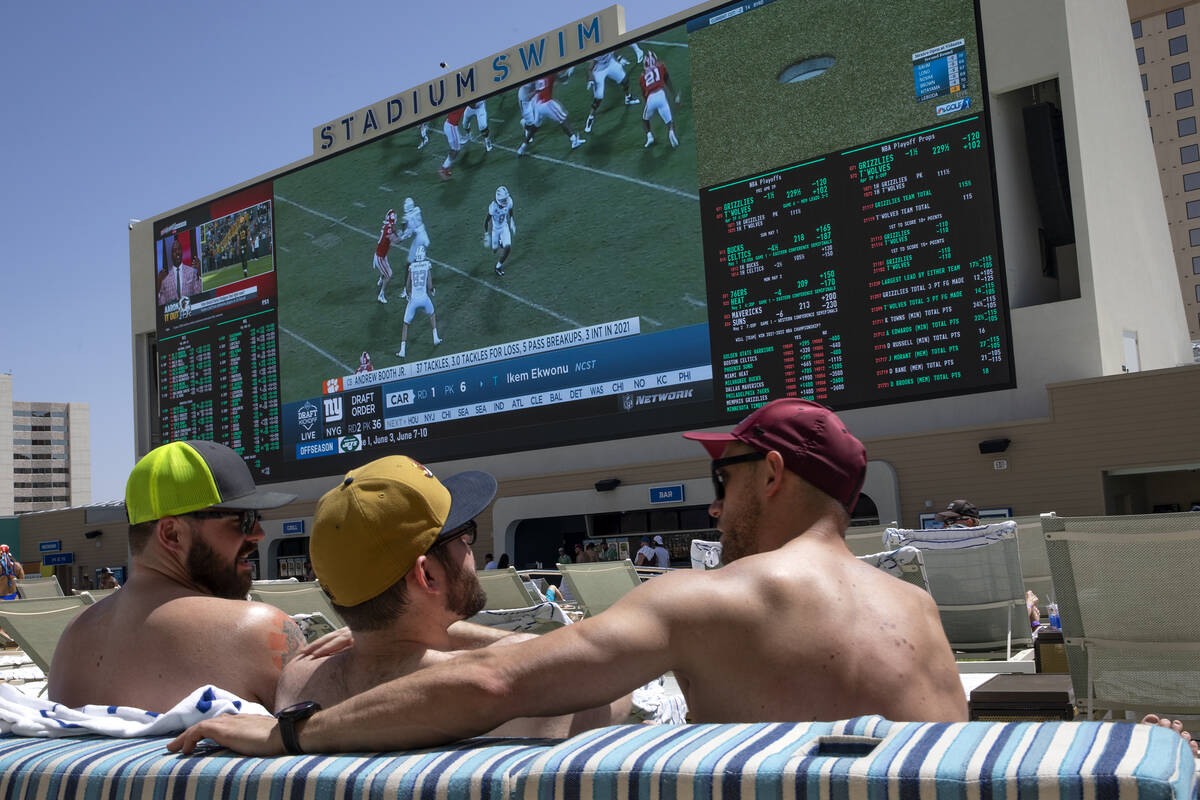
[276,701,321,754]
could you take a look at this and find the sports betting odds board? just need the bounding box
[151,0,1011,482]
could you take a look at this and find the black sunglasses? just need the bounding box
[186,509,262,536]
[434,519,478,547]
[710,451,766,501]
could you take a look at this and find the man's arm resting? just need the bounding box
[171,576,679,754]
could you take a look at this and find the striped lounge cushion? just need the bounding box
[0,716,1194,799]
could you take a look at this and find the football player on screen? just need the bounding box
[396,245,442,359]
[373,209,402,304]
[462,100,494,152]
[398,197,431,268]
[417,122,430,150]
[640,51,680,149]
[484,186,516,277]
[517,73,585,155]
[438,107,466,180]
[583,49,640,134]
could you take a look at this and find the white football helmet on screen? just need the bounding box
[412,244,427,262]
[403,197,415,214]
[495,185,510,205]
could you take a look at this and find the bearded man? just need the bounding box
[49,440,303,712]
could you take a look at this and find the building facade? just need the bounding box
[114,0,1197,575]
[0,373,91,516]
[1130,0,1200,340]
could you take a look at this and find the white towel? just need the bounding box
[467,602,573,632]
[0,683,270,738]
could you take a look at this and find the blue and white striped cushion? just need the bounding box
[0,717,1193,799]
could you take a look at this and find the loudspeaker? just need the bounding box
[84,530,103,539]
[1023,102,1075,248]
[594,478,621,492]
[978,438,1011,454]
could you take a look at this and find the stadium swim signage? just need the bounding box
[312,6,622,155]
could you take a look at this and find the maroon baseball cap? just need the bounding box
[683,399,867,511]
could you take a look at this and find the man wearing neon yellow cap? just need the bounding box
[272,456,625,746]
[172,399,965,757]
[49,440,305,713]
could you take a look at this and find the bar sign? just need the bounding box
[649,484,685,504]
[43,552,74,566]
[282,521,306,535]
[39,540,62,553]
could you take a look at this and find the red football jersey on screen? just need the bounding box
[376,222,395,258]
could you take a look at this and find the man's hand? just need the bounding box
[482,231,490,248]
[167,714,284,757]
[300,627,353,658]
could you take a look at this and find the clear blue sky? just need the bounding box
[0,0,688,503]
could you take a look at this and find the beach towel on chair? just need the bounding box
[0,683,269,738]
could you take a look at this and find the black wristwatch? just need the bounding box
[276,701,321,754]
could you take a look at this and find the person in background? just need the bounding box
[935,500,980,528]
[651,535,670,568]
[555,547,572,565]
[483,554,497,570]
[497,554,510,569]
[0,545,25,600]
[634,536,655,566]
[97,568,121,590]
[601,541,618,561]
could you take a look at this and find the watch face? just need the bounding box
[277,701,321,720]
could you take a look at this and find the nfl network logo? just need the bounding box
[935,96,972,116]
[323,397,343,422]
[297,401,318,432]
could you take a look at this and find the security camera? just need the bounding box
[439,61,448,69]
[128,218,141,231]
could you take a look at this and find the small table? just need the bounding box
[968,673,1075,721]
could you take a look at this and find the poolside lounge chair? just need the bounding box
[857,546,930,592]
[844,522,894,557]
[77,589,118,604]
[1012,514,1054,604]
[476,567,540,610]
[0,596,87,674]
[248,583,345,629]
[885,521,1031,659]
[1042,510,1200,719]
[14,579,64,599]
[558,559,641,617]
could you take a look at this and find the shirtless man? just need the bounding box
[272,456,623,750]
[50,440,304,712]
[171,399,965,755]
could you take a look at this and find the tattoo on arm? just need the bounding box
[268,616,307,671]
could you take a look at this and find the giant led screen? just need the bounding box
[152,0,1012,482]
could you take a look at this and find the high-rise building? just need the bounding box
[0,374,91,515]
[1130,0,1200,341]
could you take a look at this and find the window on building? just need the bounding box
[1171,35,1189,56]
[1189,227,1200,245]
[1175,62,1193,82]
[1133,19,1144,38]
[1186,171,1200,191]
[1187,199,1200,218]
[1168,8,1186,28]
[1177,89,1194,109]
[1195,284,1200,302]
[1143,73,1150,91]
[1138,46,1147,65]
[1148,99,1153,117]
[1181,117,1198,137]
[1183,143,1200,162]
[1193,256,1200,273]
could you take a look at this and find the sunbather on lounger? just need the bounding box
[49,441,305,713]
[271,456,627,745]
[171,400,966,756]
